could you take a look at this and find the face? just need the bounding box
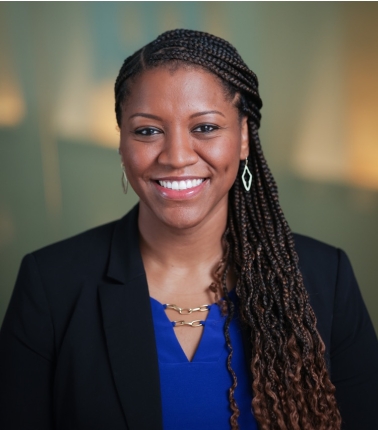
[119,66,249,231]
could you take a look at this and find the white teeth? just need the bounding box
[158,179,204,190]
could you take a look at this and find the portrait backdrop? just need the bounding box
[0,2,377,331]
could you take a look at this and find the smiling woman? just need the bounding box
[119,67,248,232]
[1,29,377,430]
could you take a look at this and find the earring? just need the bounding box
[121,163,128,194]
[242,157,253,191]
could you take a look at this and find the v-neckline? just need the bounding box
[149,292,235,363]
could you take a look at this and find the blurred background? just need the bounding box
[0,2,377,331]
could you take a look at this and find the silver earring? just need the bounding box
[121,163,128,194]
[242,157,253,191]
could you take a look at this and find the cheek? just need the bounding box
[222,137,243,181]
[121,140,153,178]
[203,137,241,174]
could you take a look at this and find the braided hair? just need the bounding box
[115,29,341,430]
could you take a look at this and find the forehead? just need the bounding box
[122,66,235,114]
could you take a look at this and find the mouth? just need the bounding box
[156,178,205,190]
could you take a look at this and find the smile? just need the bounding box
[157,179,204,190]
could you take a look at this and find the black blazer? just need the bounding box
[1,205,377,430]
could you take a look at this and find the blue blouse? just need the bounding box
[150,291,258,430]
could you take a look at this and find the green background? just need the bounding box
[0,2,377,332]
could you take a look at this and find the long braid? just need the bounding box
[115,29,341,430]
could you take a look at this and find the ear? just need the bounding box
[239,116,249,160]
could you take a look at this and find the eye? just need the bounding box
[134,127,161,136]
[192,124,219,134]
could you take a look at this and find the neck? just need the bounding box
[139,203,227,267]
[138,201,228,297]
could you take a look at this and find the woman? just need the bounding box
[0,29,377,430]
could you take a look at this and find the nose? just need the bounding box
[157,128,199,169]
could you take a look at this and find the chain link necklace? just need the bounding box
[163,303,212,328]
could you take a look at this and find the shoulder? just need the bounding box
[25,205,139,289]
[292,233,356,301]
[29,204,138,271]
[293,233,340,285]
[293,233,339,268]
[11,213,133,334]
[30,220,118,274]
[13,222,119,306]
[292,232,343,298]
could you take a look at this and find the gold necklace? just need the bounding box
[164,303,211,328]
[164,304,210,315]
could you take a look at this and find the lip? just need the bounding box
[152,177,208,200]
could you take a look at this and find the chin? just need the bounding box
[158,206,208,230]
[139,195,228,231]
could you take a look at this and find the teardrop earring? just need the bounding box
[241,157,253,191]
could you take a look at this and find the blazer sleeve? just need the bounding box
[331,249,378,430]
[0,254,55,430]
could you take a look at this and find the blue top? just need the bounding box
[150,291,258,430]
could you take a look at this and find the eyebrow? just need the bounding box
[128,113,162,120]
[128,110,225,121]
[190,110,225,119]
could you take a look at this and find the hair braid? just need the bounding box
[115,29,342,430]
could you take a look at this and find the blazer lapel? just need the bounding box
[98,206,163,430]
